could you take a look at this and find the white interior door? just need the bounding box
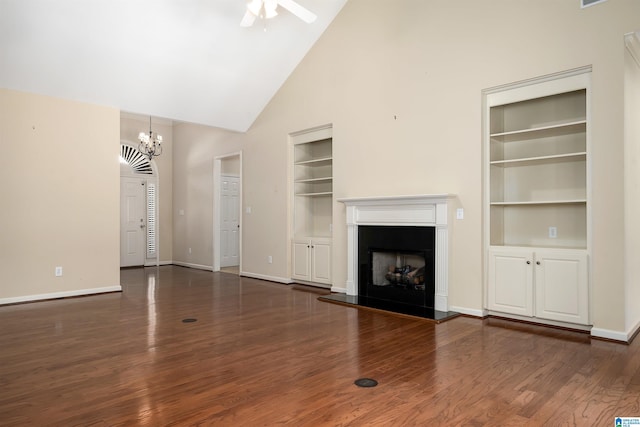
[120,177,146,267]
[220,175,240,267]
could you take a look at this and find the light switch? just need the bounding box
[246,206,252,214]
[456,208,464,220]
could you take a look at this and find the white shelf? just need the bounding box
[296,191,333,197]
[490,199,586,206]
[294,156,332,166]
[490,152,586,167]
[490,120,586,141]
[295,177,333,183]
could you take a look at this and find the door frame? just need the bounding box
[120,141,160,268]
[213,151,242,272]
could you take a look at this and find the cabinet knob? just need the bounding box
[536,261,541,265]
[526,260,531,265]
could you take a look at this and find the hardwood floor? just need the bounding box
[0,265,638,426]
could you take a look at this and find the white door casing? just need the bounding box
[220,175,240,268]
[120,177,146,267]
[213,152,242,273]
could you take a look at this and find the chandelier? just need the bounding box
[138,116,163,161]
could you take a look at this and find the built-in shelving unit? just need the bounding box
[483,68,591,326]
[290,126,333,287]
[488,85,588,249]
[294,140,333,199]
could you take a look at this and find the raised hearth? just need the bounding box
[318,293,460,323]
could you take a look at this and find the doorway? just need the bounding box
[220,175,240,269]
[120,143,158,267]
[214,152,242,274]
[120,177,146,266]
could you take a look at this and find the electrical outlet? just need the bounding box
[188,247,192,254]
[549,227,557,238]
[456,208,464,220]
[268,255,273,264]
[55,266,63,277]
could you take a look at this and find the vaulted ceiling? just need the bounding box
[0,0,347,132]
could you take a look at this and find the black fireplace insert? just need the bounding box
[358,225,435,309]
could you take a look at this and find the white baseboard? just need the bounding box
[240,271,292,284]
[627,319,640,342]
[143,260,172,267]
[172,261,213,271]
[0,285,122,306]
[331,286,347,293]
[449,306,486,317]
[591,327,631,343]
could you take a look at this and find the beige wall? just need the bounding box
[624,38,640,334]
[0,89,120,301]
[172,0,640,336]
[120,116,173,264]
[172,123,245,270]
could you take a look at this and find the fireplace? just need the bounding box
[336,194,452,313]
[359,226,435,309]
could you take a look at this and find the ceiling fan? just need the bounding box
[240,0,317,27]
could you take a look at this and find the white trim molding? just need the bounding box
[172,261,214,271]
[0,285,122,306]
[625,31,640,68]
[449,306,487,318]
[337,194,454,312]
[240,271,293,284]
[591,327,631,343]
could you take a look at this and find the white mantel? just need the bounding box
[337,194,453,312]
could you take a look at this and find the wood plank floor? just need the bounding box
[0,266,638,426]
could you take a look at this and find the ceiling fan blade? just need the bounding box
[240,10,257,27]
[277,0,317,23]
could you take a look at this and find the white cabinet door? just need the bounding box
[311,240,331,285]
[535,250,588,324]
[488,247,534,317]
[292,240,311,281]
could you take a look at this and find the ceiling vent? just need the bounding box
[581,0,607,8]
